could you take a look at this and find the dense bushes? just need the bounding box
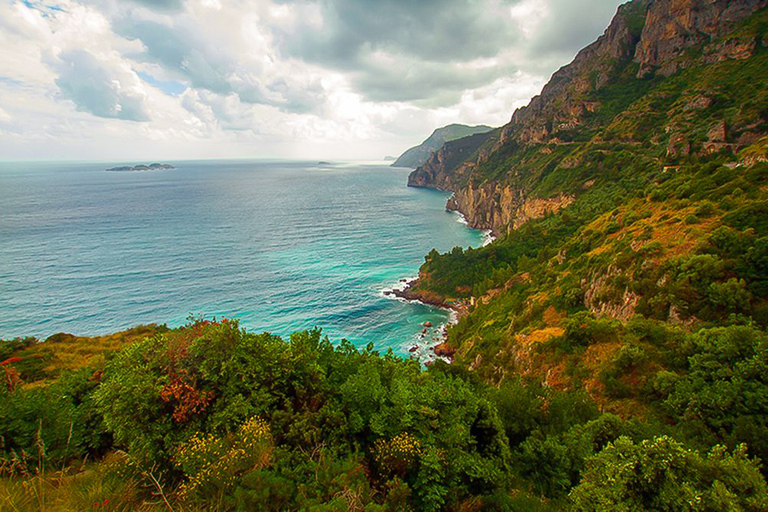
[4,319,765,509]
[570,436,768,511]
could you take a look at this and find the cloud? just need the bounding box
[0,0,627,160]
[54,49,149,121]
[275,0,522,65]
[114,14,330,114]
[527,0,627,61]
[128,0,185,11]
[268,0,526,104]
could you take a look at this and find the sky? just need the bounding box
[0,0,625,161]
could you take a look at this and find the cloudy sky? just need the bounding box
[0,0,624,161]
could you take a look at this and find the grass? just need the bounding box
[3,325,167,388]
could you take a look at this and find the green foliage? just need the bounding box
[570,436,768,511]
[664,325,768,464]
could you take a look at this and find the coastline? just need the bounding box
[382,278,467,363]
[447,195,497,246]
[377,190,491,364]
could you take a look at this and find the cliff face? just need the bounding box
[407,129,497,190]
[392,124,493,169]
[407,0,767,235]
[635,0,768,76]
[446,184,574,236]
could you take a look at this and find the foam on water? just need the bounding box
[0,160,486,357]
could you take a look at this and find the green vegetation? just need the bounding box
[392,123,495,169]
[2,318,767,510]
[4,3,768,511]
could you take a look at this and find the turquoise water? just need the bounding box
[0,160,484,357]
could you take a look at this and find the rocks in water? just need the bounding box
[106,163,175,172]
[423,321,432,327]
[434,342,457,358]
[408,345,418,353]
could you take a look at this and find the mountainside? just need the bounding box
[409,0,768,235]
[3,2,768,510]
[391,123,493,168]
[405,0,768,473]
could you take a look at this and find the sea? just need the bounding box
[0,160,487,359]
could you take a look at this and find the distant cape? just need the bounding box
[391,124,494,169]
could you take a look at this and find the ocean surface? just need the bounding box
[0,160,486,358]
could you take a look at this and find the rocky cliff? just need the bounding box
[407,129,497,190]
[445,185,574,236]
[407,0,768,236]
[392,123,493,169]
[635,0,768,76]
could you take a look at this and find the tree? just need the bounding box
[570,436,768,511]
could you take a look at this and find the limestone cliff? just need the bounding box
[407,0,767,236]
[445,184,574,236]
[634,0,768,77]
[407,129,497,190]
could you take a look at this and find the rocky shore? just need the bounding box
[384,279,465,362]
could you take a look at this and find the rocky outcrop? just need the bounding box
[583,267,640,321]
[407,130,497,189]
[446,183,574,235]
[634,0,767,77]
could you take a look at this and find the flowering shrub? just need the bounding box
[159,369,213,423]
[373,432,423,477]
[175,417,272,500]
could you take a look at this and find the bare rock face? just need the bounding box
[667,133,691,157]
[702,36,758,64]
[634,0,767,77]
[446,184,574,234]
[708,120,728,143]
[583,267,640,321]
[406,0,766,238]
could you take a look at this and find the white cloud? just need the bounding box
[0,0,626,160]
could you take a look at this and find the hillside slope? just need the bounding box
[391,123,493,168]
[407,0,768,471]
[409,0,768,235]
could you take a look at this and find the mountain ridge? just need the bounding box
[408,0,768,235]
[391,123,494,169]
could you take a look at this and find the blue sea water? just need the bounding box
[0,160,485,358]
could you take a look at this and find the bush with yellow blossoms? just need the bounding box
[175,417,272,500]
[373,432,423,477]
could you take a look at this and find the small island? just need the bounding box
[106,163,175,172]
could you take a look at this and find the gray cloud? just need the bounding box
[54,50,149,121]
[528,0,626,63]
[276,0,522,65]
[116,19,233,94]
[267,0,625,104]
[269,0,525,104]
[351,60,504,105]
[115,17,328,114]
